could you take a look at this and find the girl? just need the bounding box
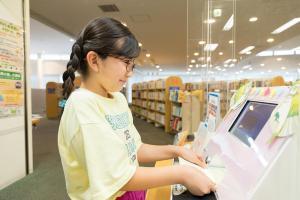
[58,17,215,200]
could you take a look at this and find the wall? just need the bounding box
[31,89,46,114]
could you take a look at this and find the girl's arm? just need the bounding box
[137,144,179,163]
[137,144,206,167]
[121,165,215,196]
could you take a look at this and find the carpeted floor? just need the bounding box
[0,116,174,200]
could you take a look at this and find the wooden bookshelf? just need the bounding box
[131,76,183,133]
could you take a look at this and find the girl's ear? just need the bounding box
[86,51,102,73]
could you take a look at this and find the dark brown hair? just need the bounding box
[62,17,140,99]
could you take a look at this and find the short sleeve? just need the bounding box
[131,124,143,151]
[71,123,137,199]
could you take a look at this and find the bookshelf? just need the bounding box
[131,76,183,133]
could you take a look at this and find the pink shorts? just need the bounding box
[117,191,146,200]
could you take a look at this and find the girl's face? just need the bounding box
[95,55,134,92]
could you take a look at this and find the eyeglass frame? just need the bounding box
[100,53,136,72]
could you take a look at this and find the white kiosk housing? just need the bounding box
[199,85,300,200]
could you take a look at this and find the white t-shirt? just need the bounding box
[58,88,142,200]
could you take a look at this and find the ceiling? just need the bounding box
[30,0,300,77]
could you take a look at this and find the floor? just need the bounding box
[0,116,174,200]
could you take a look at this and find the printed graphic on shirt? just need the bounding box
[105,112,129,130]
[105,112,137,163]
[124,130,137,163]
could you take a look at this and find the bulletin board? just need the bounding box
[0,0,30,189]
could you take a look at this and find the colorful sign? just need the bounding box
[0,18,24,118]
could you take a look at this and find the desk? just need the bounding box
[146,159,173,200]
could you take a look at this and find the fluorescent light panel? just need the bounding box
[224,59,232,64]
[272,18,300,34]
[204,43,218,51]
[223,15,234,31]
[243,65,252,69]
[239,46,255,54]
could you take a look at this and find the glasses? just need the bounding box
[108,55,135,72]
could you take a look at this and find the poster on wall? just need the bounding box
[0,18,24,118]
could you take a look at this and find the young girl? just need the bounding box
[58,17,215,200]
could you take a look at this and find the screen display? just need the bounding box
[229,101,277,147]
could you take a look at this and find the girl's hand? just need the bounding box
[180,165,216,196]
[177,146,206,168]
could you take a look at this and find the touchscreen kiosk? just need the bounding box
[186,86,300,200]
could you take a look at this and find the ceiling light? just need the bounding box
[207,57,211,62]
[189,64,193,68]
[201,64,206,68]
[224,64,228,67]
[272,18,300,34]
[249,17,258,22]
[243,65,252,69]
[188,68,191,71]
[274,50,295,56]
[267,38,274,43]
[194,52,199,56]
[240,46,255,54]
[232,59,237,62]
[285,72,289,75]
[268,70,272,73]
[198,57,205,61]
[256,51,273,56]
[186,71,190,74]
[159,69,163,72]
[69,38,75,42]
[260,71,265,74]
[196,64,199,68]
[249,67,253,70]
[222,69,226,72]
[198,41,206,45]
[260,63,265,67]
[223,15,234,31]
[213,9,222,17]
[156,65,160,69]
[146,53,151,57]
[293,46,300,51]
[121,22,127,27]
[191,59,196,63]
[204,44,219,51]
[235,71,240,74]
[229,63,235,68]
[138,43,143,47]
[229,40,234,44]
[276,57,282,61]
[204,18,216,24]
[281,66,286,70]
[246,51,252,55]
[219,52,223,55]
[224,59,232,64]
[240,70,244,73]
